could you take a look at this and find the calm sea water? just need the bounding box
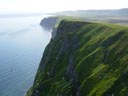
[0,15,50,96]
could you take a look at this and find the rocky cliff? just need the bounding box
[40,16,58,30]
[27,19,128,96]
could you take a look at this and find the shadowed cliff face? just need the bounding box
[27,20,128,96]
[40,17,58,30]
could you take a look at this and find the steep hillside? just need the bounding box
[27,20,128,96]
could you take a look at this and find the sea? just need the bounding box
[0,15,51,96]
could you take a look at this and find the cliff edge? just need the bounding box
[27,20,128,96]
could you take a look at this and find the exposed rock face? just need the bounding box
[40,17,58,30]
[27,20,128,96]
[51,27,57,39]
[40,16,58,39]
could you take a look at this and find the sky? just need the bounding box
[0,0,128,14]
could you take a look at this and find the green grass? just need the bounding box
[27,19,128,96]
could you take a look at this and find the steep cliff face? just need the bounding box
[27,20,128,96]
[40,17,58,30]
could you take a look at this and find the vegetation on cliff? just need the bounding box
[27,19,128,96]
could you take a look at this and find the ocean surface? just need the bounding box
[0,15,50,96]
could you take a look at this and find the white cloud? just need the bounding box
[0,0,128,13]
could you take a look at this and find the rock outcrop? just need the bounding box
[40,16,58,30]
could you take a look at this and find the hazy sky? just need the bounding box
[0,0,128,13]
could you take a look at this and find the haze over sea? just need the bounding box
[0,15,50,96]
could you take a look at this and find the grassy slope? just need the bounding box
[27,20,128,96]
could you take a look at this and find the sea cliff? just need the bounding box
[40,16,58,30]
[27,18,128,96]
